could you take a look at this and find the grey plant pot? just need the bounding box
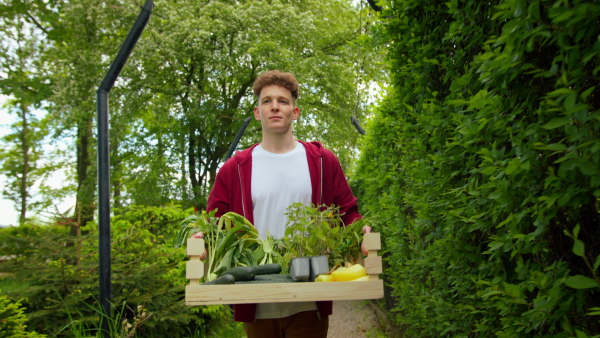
[309,255,330,281]
[289,257,311,282]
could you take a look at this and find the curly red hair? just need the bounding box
[253,70,299,103]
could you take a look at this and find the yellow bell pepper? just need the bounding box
[331,264,367,281]
[350,275,370,282]
[315,274,334,282]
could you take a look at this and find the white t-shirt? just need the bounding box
[251,141,318,319]
[251,142,312,239]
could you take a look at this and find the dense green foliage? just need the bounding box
[0,205,241,337]
[0,0,385,226]
[0,294,46,337]
[353,0,600,336]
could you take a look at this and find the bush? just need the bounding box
[353,0,600,336]
[5,204,236,337]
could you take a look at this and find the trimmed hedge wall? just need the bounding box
[353,0,600,337]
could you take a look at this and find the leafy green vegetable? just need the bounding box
[175,210,261,281]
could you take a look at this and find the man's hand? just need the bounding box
[191,232,207,260]
[360,225,373,256]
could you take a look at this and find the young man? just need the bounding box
[200,70,370,337]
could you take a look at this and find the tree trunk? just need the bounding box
[188,130,200,206]
[18,100,29,225]
[73,116,95,235]
[111,139,122,211]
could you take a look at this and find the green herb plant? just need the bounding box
[282,203,366,269]
[175,210,261,281]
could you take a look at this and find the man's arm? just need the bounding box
[206,159,236,217]
[326,150,362,225]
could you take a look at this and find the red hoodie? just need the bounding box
[207,140,362,322]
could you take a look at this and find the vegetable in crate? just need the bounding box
[281,203,369,270]
[175,210,261,282]
[218,264,282,282]
[315,274,334,282]
[219,266,256,281]
[203,274,236,285]
[331,264,367,281]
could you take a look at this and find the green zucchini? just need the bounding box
[251,264,282,275]
[203,274,235,285]
[237,274,294,284]
[218,266,256,281]
[254,274,292,282]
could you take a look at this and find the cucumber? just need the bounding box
[251,264,282,275]
[203,274,235,285]
[254,274,292,282]
[237,274,294,284]
[218,266,256,281]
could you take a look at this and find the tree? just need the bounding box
[1,0,386,224]
[0,4,54,225]
[114,0,386,209]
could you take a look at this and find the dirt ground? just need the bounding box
[327,300,387,338]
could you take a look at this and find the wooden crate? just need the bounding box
[185,232,384,305]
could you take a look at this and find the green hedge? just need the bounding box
[1,205,237,337]
[353,0,600,337]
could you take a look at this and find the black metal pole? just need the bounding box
[96,89,111,336]
[224,117,252,161]
[351,115,366,135]
[96,1,153,336]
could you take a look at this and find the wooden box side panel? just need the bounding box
[185,280,384,305]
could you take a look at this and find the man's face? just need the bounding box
[254,85,299,134]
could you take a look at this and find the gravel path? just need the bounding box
[328,300,383,338]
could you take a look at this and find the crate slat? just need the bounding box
[185,280,384,305]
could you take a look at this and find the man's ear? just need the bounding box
[254,107,261,121]
[292,107,300,120]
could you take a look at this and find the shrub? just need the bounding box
[353,0,600,336]
[5,204,235,337]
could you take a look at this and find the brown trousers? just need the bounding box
[243,310,329,338]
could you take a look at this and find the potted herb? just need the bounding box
[282,203,367,277]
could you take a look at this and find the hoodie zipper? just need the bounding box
[237,164,247,218]
[319,157,323,206]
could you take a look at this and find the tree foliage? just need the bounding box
[0,294,46,338]
[353,0,600,336]
[0,2,60,225]
[1,0,385,221]
[113,0,385,208]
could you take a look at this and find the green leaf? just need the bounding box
[564,275,600,289]
[574,224,581,239]
[544,143,568,151]
[543,118,571,129]
[503,282,522,298]
[488,241,504,251]
[573,239,585,257]
[488,191,503,199]
[581,86,596,100]
[595,255,600,271]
